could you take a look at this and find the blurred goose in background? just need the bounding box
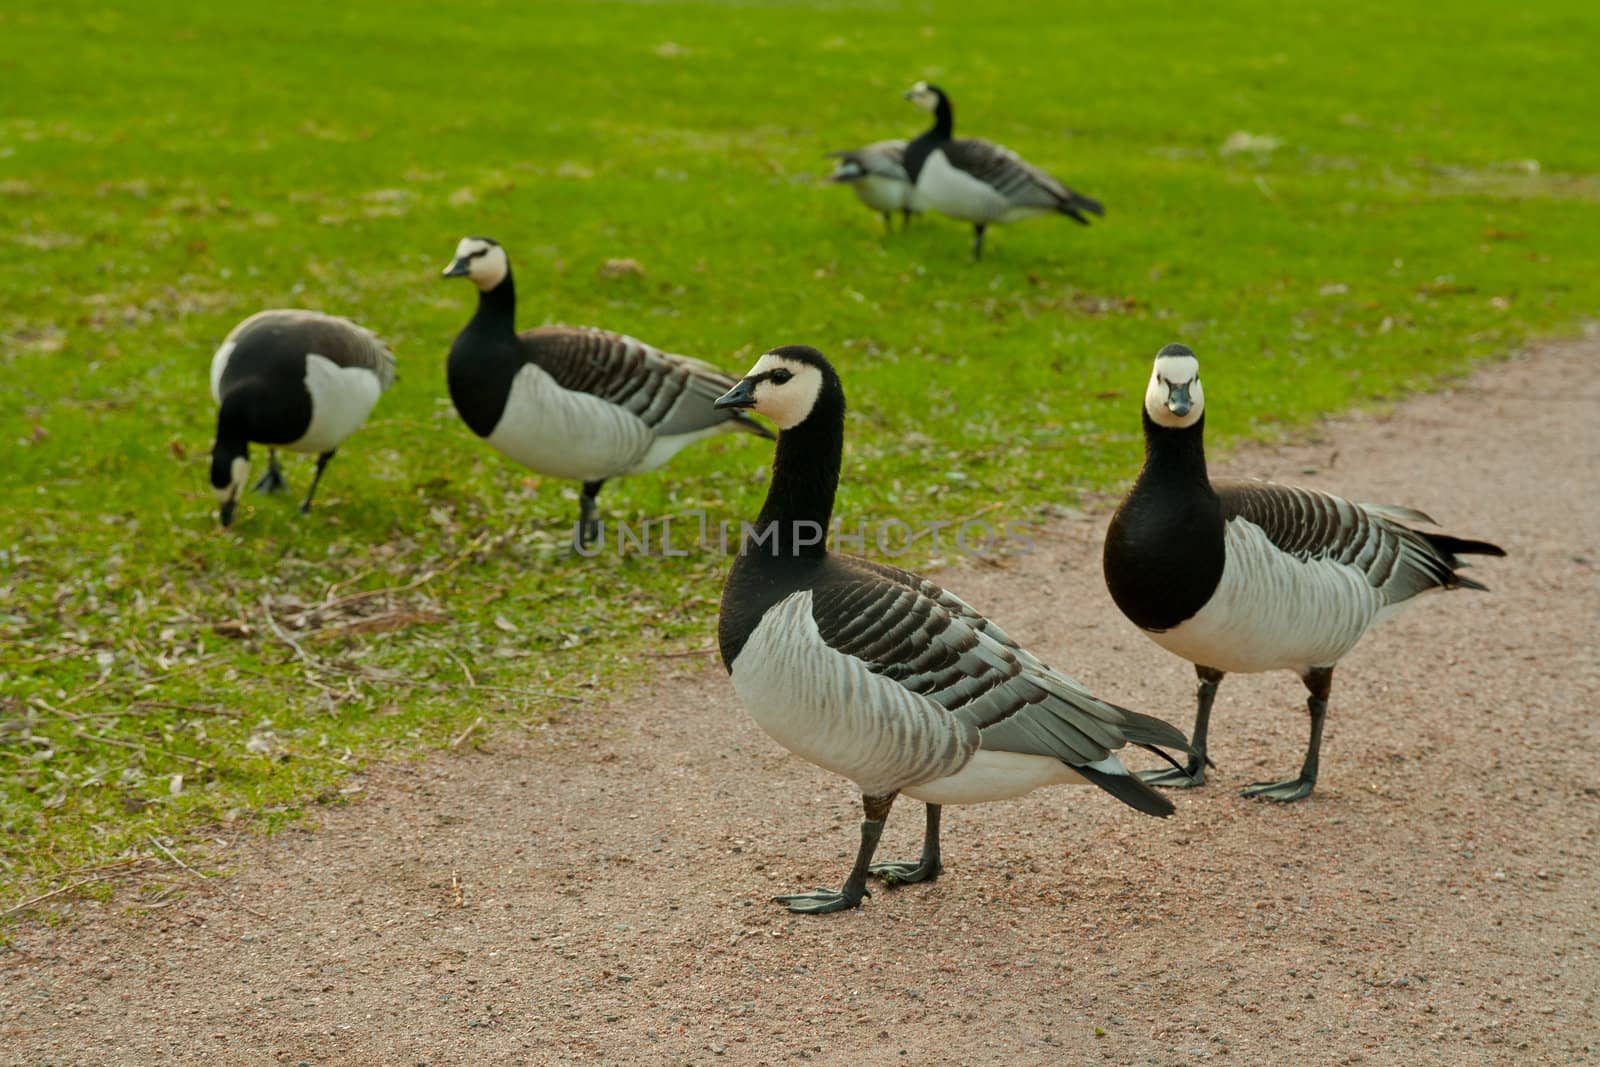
[826,140,918,231]
[442,236,774,548]
[1102,343,1506,801]
[209,309,395,527]
[713,345,1197,914]
[901,81,1104,259]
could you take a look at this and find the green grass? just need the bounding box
[3,0,1598,908]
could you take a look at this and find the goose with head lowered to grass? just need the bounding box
[901,81,1104,260]
[209,309,396,527]
[712,345,1198,914]
[442,237,775,547]
[1102,343,1506,802]
[825,139,918,232]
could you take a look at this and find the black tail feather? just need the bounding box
[1054,190,1104,225]
[1420,531,1505,592]
[1078,764,1175,818]
[1424,532,1506,559]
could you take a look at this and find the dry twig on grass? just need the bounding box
[450,716,485,749]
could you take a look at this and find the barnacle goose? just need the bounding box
[902,81,1104,260]
[208,309,396,527]
[442,237,775,546]
[826,140,918,232]
[1102,343,1506,801]
[713,345,1196,913]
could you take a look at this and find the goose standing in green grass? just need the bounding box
[1102,343,1505,801]
[442,236,774,548]
[826,140,918,232]
[901,81,1104,260]
[208,309,395,527]
[713,345,1196,914]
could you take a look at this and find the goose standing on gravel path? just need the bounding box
[713,345,1197,914]
[442,237,775,547]
[826,140,918,232]
[1102,343,1506,801]
[209,309,396,527]
[901,82,1104,260]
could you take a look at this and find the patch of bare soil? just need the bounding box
[3,339,1598,1066]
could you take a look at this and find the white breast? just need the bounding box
[288,354,383,455]
[485,363,654,481]
[914,150,1011,223]
[1147,518,1396,674]
[730,594,972,798]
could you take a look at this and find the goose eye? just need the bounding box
[769,369,793,385]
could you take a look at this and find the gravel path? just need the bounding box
[4,338,1598,1066]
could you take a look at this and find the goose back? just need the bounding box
[828,140,910,182]
[1216,480,1495,601]
[527,326,748,438]
[944,139,1103,222]
[211,310,393,452]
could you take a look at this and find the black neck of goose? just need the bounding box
[930,95,953,139]
[1104,409,1223,633]
[1138,408,1211,488]
[211,405,251,484]
[904,96,954,180]
[751,394,844,559]
[472,268,518,335]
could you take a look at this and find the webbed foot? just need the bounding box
[868,859,939,886]
[1241,776,1315,802]
[1138,762,1207,789]
[774,885,868,914]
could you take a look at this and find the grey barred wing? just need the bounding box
[1214,479,1463,603]
[808,559,1173,768]
[943,139,1066,206]
[521,326,739,436]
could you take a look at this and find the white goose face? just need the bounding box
[443,237,509,291]
[905,81,941,113]
[1144,345,1205,429]
[720,351,824,431]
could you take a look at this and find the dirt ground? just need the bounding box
[4,337,1598,1066]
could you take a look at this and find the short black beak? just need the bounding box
[713,378,758,411]
[1165,383,1193,418]
[219,499,237,527]
[903,90,916,101]
[441,258,471,278]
